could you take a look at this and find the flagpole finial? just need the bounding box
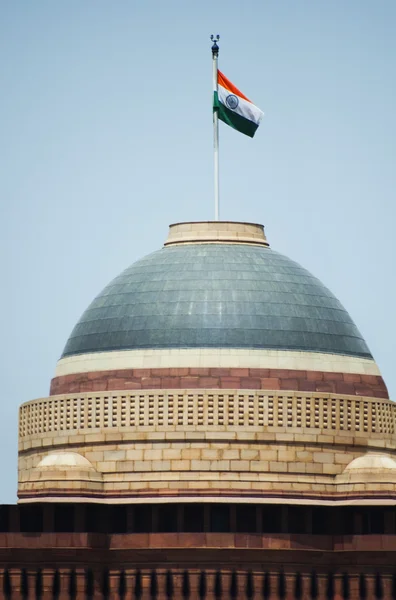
[210,34,220,57]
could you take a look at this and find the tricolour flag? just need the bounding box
[214,70,263,138]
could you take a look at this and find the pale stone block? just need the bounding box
[322,463,340,475]
[104,472,126,482]
[334,434,354,445]
[309,463,324,474]
[287,462,307,473]
[127,482,143,490]
[104,432,122,442]
[191,460,211,470]
[126,449,144,460]
[182,448,204,459]
[41,437,54,447]
[274,433,295,442]
[104,450,126,461]
[258,450,278,461]
[96,461,116,472]
[206,431,237,440]
[148,482,169,489]
[84,433,106,443]
[163,449,182,459]
[152,460,171,471]
[240,449,259,460]
[166,432,185,440]
[117,461,135,472]
[222,449,240,459]
[294,434,317,443]
[143,449,163,460]
[171,460,190,470]
[335,453,352,464]
[231,460,250,470]
[277,449,296,462]
[296,450,313,461]
[251,460,269,472]
[313,452,335,464]
[134,460,152,471]
[291,482,312,491]
[209,460,230,470]
[269,461,288,472]
[186,432,205,440]
[200,449,220,460]
[84,451,104,462]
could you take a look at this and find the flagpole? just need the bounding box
[211,35,220,221]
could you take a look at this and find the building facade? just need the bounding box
[2,222,396,598]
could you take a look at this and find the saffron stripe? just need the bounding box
[217,70,251,102]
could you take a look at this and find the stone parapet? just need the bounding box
[20,390,396,440]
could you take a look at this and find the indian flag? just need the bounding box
[214,70,263,138]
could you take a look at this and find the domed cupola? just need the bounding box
[51,222,387,399]
[18,222,394,505]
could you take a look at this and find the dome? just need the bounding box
[62,222,371,359]
[344,454,396,473]
[36,452,95,470]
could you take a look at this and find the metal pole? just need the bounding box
[211,35,220,221]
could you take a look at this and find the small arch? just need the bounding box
[263,572,271,600]
[134,571,142,599]
[342,573,350,599]
[214,571,222,598]
[198,571,206,599]
[182,571,190,599]
[69,569,77,600]
[392,573,396,600]
[326,573,334,600]
[102,570,110,599]
[85,569,94,600]
[359,574,367,599]
[245,571,253,599]
[150,571,158,599]
[375,573,384,599]
[229,571,238,598]
[53,570,61,600]
[165,571,173,599]
[20,569,28,599]
[278,571,286,599]
[294,572,303,599]
[118,571,127,599]
[310,571,319,599]
[35,569,43,599]
[3,569,11,599]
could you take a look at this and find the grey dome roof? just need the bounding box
[62,244,371,359]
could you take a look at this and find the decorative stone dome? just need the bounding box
[36,452,95,470]
[344,454,396,473]
[62,222,371,359]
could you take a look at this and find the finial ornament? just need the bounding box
[211,34,220,57]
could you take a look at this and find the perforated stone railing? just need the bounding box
[19,391,396,439]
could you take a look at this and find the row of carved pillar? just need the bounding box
[0,568,395,599]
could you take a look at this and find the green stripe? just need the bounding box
[213,92,258,138]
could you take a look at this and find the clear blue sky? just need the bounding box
[1,1,395,503]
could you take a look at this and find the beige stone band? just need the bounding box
[55,348,381,378]
[164,221,270,247]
